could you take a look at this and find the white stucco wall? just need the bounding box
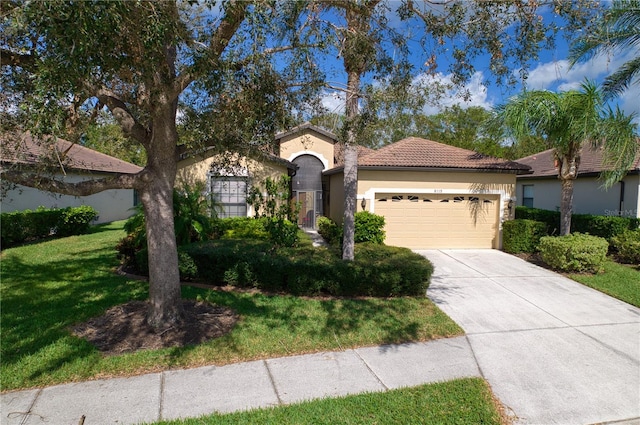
[1,173,137,223]
[516,174,639,218]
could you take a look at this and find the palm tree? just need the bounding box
[495,81,638,235]
[570,0,640,99]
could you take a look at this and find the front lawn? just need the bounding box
[0,221,462,391]
[569,259,640,307]
[151,378,506,425]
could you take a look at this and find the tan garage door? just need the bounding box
[375,193,500,249]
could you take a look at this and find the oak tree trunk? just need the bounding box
[143,100,183,330]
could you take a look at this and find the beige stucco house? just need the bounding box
[179,123,531,249]
[1,134,142,223]
[516,145,640,218]
[177,148,297,218]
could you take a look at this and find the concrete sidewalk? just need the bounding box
[1,338,480,424]
[2,249,639,425]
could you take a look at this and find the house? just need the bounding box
[178,123,531,249]
[516,145,640,218]
[1,133,143,223]
[177,148,298,218]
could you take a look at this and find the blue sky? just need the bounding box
[315,3,640,124]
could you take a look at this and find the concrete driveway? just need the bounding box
[417,249,640,425]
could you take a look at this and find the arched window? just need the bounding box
[292,155,324,191]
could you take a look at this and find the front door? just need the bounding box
[298,191,315,229]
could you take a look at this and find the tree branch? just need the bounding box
[175,0,249,95]
[1,169,143,195]
[0,48,36,68]
[86,83,150,147]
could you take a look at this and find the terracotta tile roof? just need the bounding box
[1,133,143,174]
[354,137,531,173]
[333,143,375,166]
[517,142,640,179]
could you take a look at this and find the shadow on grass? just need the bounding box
[1,238,147,387]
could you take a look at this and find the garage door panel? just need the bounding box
[375,193,499,249]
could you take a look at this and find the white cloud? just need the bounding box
[524,50,638,92]
[319,89,346,114]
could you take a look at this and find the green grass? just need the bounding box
[0,221,462,391]
[569,259,640,307]
[152,378,504,425]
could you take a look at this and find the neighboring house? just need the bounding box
[516,145,640,218]
[179,123,531,249]
[1,133,143,223]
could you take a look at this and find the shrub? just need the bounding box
[316,212,386,245]
[181,239,432,297]
[354,211,386,244]
[515,207,560,234]
[56,206,98,236]
[350,243,432,296]
[1,206,95,248]
[247,175,300,247]
[571,214,640,240]
[502,219,547,254]
[214,217,269,240]
[515,206,639,240]
[178,251,198,280]
[610,229,640,264]
[538,233,608,273]
[317,216,341,244]
[117,181,216,272]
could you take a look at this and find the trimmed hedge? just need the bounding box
[610,229,640,264]
[316,212,386,245]
[515,207,640,240]
[1,205,97,248]
[538,233,609,273]
[503,219,548,254]
[181,239,433,297]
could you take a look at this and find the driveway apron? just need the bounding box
[418,249,640,425]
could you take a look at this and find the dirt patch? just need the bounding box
[72,300,238,356]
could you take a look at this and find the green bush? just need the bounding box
[1,206,95,248]
[316,212,386,245]
[354,211,386,244]
[516,206,639,240]
[181,239,432,297]
[214,217,269,240]
[56,206,98,236]
[515,207,560,234]
[178,251,198,280]
[571,214,640,240]
[538,233,609,273]
[610,229,640,264]
[317,216,341,244]
[502,219,548,254]
[351,243,433,296]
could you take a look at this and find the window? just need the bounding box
[523,185,534,208]
[210,176,247,218]
[408,195,419,202]
[392,195,403,202]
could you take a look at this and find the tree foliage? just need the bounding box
[570,0,640,99]
[494,81,639,235]
[1,0,321,330]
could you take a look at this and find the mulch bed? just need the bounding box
[72,300,238,356]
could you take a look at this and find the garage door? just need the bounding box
[374,193,500,249]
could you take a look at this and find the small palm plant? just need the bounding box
[117,180,217,273]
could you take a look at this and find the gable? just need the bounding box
[276,123,337,170]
